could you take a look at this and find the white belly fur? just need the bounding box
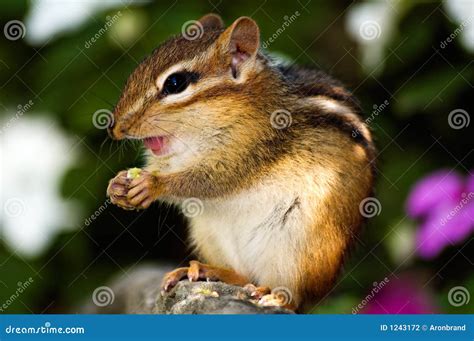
[185,171,328,290]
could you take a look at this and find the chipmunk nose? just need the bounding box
[107,119,128,140]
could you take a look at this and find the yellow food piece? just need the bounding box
[127,167,142,179]
[194,287,219,297]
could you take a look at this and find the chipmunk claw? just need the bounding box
[161,261,250,295]
[127,171,158,209]
[258,293,286,307]
[258,291,296,310]
[244,284,271,300]
[107,169,160,210]
[161,267,189,295]
[107,170,135,210]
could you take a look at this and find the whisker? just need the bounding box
[148,116,202,131]
[109,139,115,156]
[98,137,107,156]
[119,140,126,160]
[144,117,198,157]
[135,143,144,163]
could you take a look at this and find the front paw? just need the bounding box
[107,170,135,210]
[107,169,160,210]
[126,170,161,209]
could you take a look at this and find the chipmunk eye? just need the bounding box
[162,72,198,96]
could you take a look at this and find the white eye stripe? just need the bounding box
[156,63,187,91]
[155,48,215,93]
[158,67,224,105]
[153,45,237,105]
[155,59,203,105]
[160,77,228,105]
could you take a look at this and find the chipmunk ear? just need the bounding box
[198,13,224,30]
[217,17,260,78]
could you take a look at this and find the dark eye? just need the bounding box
[162,72,198,95]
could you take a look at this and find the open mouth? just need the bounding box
[143,136,168,156]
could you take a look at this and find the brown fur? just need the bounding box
[107,14,375,311]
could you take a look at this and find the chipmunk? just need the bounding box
[106,13,375,312]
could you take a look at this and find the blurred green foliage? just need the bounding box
[0,0,472,313]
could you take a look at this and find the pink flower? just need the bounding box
[362,274,437,314]
[406,170,474,259]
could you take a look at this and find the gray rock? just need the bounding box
[82,264,293,314]
[156,280,293,314]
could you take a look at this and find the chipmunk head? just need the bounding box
[109,14,279,173]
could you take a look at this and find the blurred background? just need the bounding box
[0,0,473,314]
